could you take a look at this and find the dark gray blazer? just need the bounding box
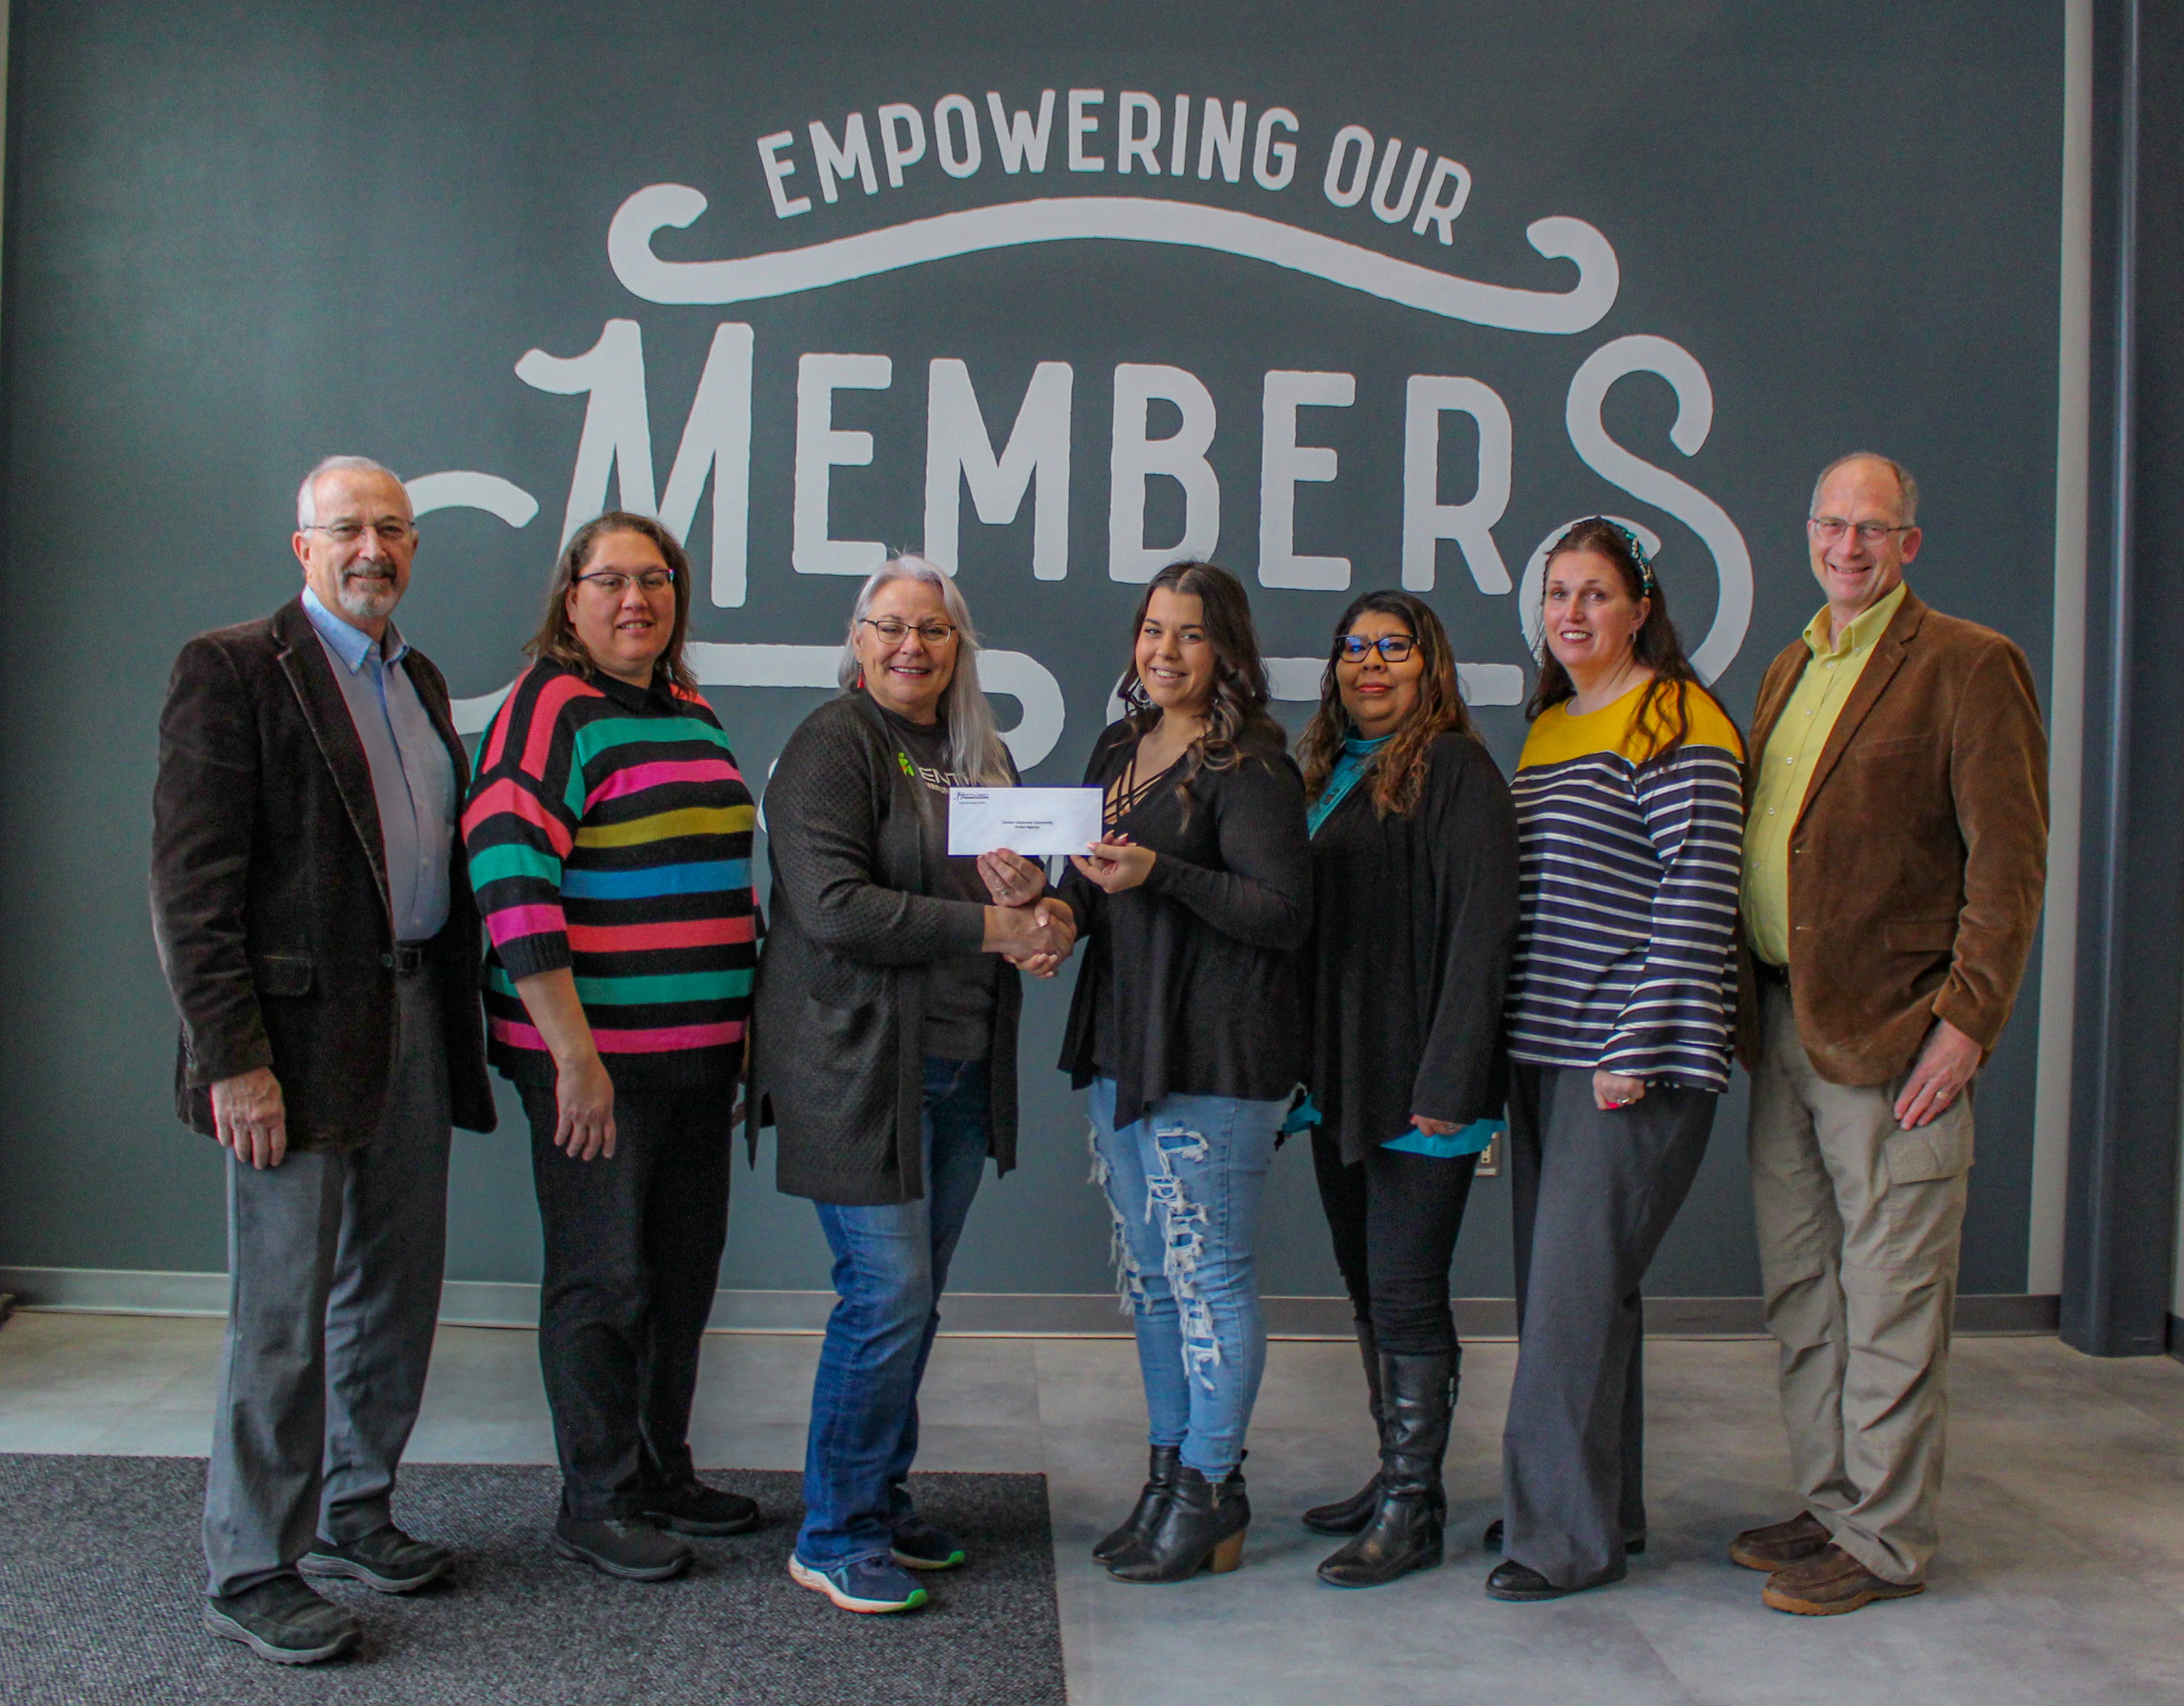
[751,692,1022,1205]
[149,596,496,1149]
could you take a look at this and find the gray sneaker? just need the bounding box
[204,1574,360,1665]
[301,1525,453,1593]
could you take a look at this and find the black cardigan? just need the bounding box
[751,692,1022,1206]
[1302,731,1519,1166]
[1058,720,1312,1123]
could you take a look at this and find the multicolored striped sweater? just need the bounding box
[461,659,757,1087]
[1506,680,1745,1091]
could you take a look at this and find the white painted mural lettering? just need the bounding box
[415,84,1753,757]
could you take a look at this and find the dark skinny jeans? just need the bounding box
[519,1080,733,1520]
[1310,1129,1480,1358]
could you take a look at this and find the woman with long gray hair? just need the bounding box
[751,554,1076,1616]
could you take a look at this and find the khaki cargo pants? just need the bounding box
[1748,981,1972,1584]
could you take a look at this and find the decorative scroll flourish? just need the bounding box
[608,185,1618,335]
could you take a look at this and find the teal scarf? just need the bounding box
[1307,733,1392,836]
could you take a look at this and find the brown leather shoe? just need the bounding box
[1728,1511,1830,1572]
[1762,1544,1925,1616]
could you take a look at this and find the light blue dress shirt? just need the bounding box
[302,586,456,942]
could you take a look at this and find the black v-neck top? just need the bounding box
[1057,719,1313,1122]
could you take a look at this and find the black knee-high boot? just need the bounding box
[1317,1351,1453,1587]
[1302,1321,1383,1534]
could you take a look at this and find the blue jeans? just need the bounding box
[1089,1078,1286,1478]
[797,1056,991,1567]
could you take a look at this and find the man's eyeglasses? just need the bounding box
[574,568,676,596]
[860,617,958,646]
[1809,517,1913,546]
[1337,633,1417,663]
[306,520,416,545]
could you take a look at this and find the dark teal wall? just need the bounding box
[0,1,2063,1297]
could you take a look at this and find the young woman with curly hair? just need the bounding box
[1048,560,1312,1585]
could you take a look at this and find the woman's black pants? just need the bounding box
[519,1081,733,1520]
[1310,1129,1480,1358]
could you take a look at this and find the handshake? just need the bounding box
[977,849,1077,979]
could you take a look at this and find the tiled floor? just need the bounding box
[4,1311,2182,1704]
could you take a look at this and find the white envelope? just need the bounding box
[947,787,1104,857]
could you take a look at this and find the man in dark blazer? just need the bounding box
[1730,453,2047,1617]
[151,455,495,1664]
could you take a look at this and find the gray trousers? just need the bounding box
[202,964,452,1598]
[1500,1063,1716,1590]
[1749,981,1971,1585]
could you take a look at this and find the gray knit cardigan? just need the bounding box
[750,692,1023,1205]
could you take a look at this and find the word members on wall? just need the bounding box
[411,84,1753,767]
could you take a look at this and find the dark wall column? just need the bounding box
[2062,0,2184,1356]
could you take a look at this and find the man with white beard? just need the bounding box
[151,456,495,1663]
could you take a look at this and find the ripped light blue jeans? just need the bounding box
[1088,1078,1287,1478]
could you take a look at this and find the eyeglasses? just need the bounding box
[1809,517,1913,545]
[860,617,958,646]
[1337,633,1417,663]
[306,520,416,545]
[575,568,676,596]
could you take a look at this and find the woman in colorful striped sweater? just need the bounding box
[1487,519,1745,1604]
[462,512,758,1585]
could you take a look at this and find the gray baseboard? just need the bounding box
[2169,1312,2184,1365]
[0,1267,2063,1341]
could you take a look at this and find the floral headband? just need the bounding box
[1599,519,1658,596]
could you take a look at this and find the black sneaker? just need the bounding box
[891,1514,967,1571]
[552,1514,692,1581]
[639,1479,762,1537]
[300,1524,453,1593]
[204,1574,360,1665]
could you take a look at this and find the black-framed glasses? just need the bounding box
[860,616,958,645]
[575,568,676,595]
[1808,517,1913,545]
[305,519,416,545]
[1337,633,1417,663]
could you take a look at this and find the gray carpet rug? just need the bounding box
[0,1456,1065,1705]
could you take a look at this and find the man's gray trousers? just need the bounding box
[202,964,450,1598]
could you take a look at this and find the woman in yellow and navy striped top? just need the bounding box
[462,512,760,1583]
[1506,659,1744,1089]
[1487,519,1744,1607]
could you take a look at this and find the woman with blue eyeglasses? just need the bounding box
[1290,590,1520,1588]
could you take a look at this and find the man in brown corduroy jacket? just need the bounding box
[1728,452,2048,1617]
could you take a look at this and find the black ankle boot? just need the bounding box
[1106,1465,1249,1583]
[1093,1444,1181,1563]
[1302,1323,1383,1535]
[1316,1350,1454,1588]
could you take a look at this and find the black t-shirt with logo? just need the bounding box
[881,706,1001,1062]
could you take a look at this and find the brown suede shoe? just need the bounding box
[1762,1544,1925,1616]
[1729,1511,1831,1572]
